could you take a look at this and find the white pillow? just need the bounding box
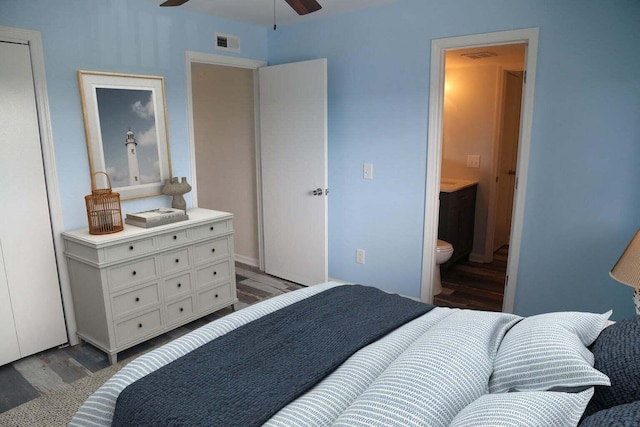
[450,388,594,427]
[488,311,611,393]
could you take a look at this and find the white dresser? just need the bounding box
[62,208,238,364]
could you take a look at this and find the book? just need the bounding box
[125,208,189,228]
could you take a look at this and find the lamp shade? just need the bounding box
[610,229,640,288]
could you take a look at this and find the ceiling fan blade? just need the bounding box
[160,0,189,6]
[284,0,322,15]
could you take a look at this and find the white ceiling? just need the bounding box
[145,0,397,27]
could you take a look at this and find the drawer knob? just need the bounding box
[173,235,177,240]
[177,283,182,288]
[213,271,217,276]
[129,245,134,251]
[135,297,140,302]
[175,258,180,263]
[211,248,216,253]
[210,226,214,231]
[132,271,137,276]
[138,323,143,328]
[180,307,184,312]
[215,294,219,298]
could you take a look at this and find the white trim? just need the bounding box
[0,25,78,345]
[253,69,265,271]
[234,253,259,268]
[185,51,266,268]
[421,28,539,315]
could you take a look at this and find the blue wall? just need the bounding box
[268,0,640,320]
[0,0,267,229]
[2,0,639,320]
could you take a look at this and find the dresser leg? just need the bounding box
[231,304,235,312]
[108,352,118,365]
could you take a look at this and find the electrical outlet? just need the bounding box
[363,163,373,180]
[467,155,480,168]
[356,248,366,264]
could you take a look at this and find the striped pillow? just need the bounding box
[333,310,520,426]
[489,311,611,393]
[450,388,594,427]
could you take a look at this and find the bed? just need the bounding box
[70,282,640,426]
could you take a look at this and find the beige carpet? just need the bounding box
[0,361,126,427]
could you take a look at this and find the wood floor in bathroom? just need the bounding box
[434,246,508,312]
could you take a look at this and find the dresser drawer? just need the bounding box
[193,237,230,265]
[195,259,232,289]
[163,272,192,300]
[166,296,194,324]
[190,219,232,240]
[104,238,154,262]
[109,258,158,291]
[197,282,233,313]
[115,309,162,347]
[158,229,189,249]
[161,248,191,275]
[111,283,160,319]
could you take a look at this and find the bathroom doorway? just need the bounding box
[420,28,540,313]
[435,45,525,311]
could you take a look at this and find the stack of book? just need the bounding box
[125,208,189,228]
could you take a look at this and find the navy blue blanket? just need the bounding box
[112,285,434,426]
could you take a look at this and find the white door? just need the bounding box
[0,41,67,364]
[259,59,328,286]
[0,244,20,365]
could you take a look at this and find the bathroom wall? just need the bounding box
[442,64,499,261]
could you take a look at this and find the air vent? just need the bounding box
[215,33,240,53]
[460,51,498,60]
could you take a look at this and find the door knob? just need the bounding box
[312,188,323,196]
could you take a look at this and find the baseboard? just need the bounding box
[468,253,486,264]
[234,254,259,268]
[328,277,353,285]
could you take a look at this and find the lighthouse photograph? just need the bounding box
[78,71,172,200]
[95,87,162,188]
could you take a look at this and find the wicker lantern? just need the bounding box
[85,172,124,235]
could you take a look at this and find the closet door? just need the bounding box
[0,41,67,363]
[0,246,20,365]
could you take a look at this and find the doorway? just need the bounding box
[190,61,261,267]
[186,53,329,286]
[420,28,539,313]
[435,45,525,311]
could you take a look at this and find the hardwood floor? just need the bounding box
[434,246,508,312]
[0,263,301,414]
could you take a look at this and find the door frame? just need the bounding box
[0,25,75,344]
[185,52,267,269]
[420,27,539,313]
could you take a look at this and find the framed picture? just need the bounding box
[78,71,172,200]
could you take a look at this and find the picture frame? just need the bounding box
[78,70,172,200]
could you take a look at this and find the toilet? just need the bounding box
[434,240,454,295]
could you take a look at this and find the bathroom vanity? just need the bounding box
[439,180,477,269]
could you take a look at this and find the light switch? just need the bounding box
[467,155,480,168]
[364,163,374,180]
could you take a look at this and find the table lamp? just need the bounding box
[610,229,640,315]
